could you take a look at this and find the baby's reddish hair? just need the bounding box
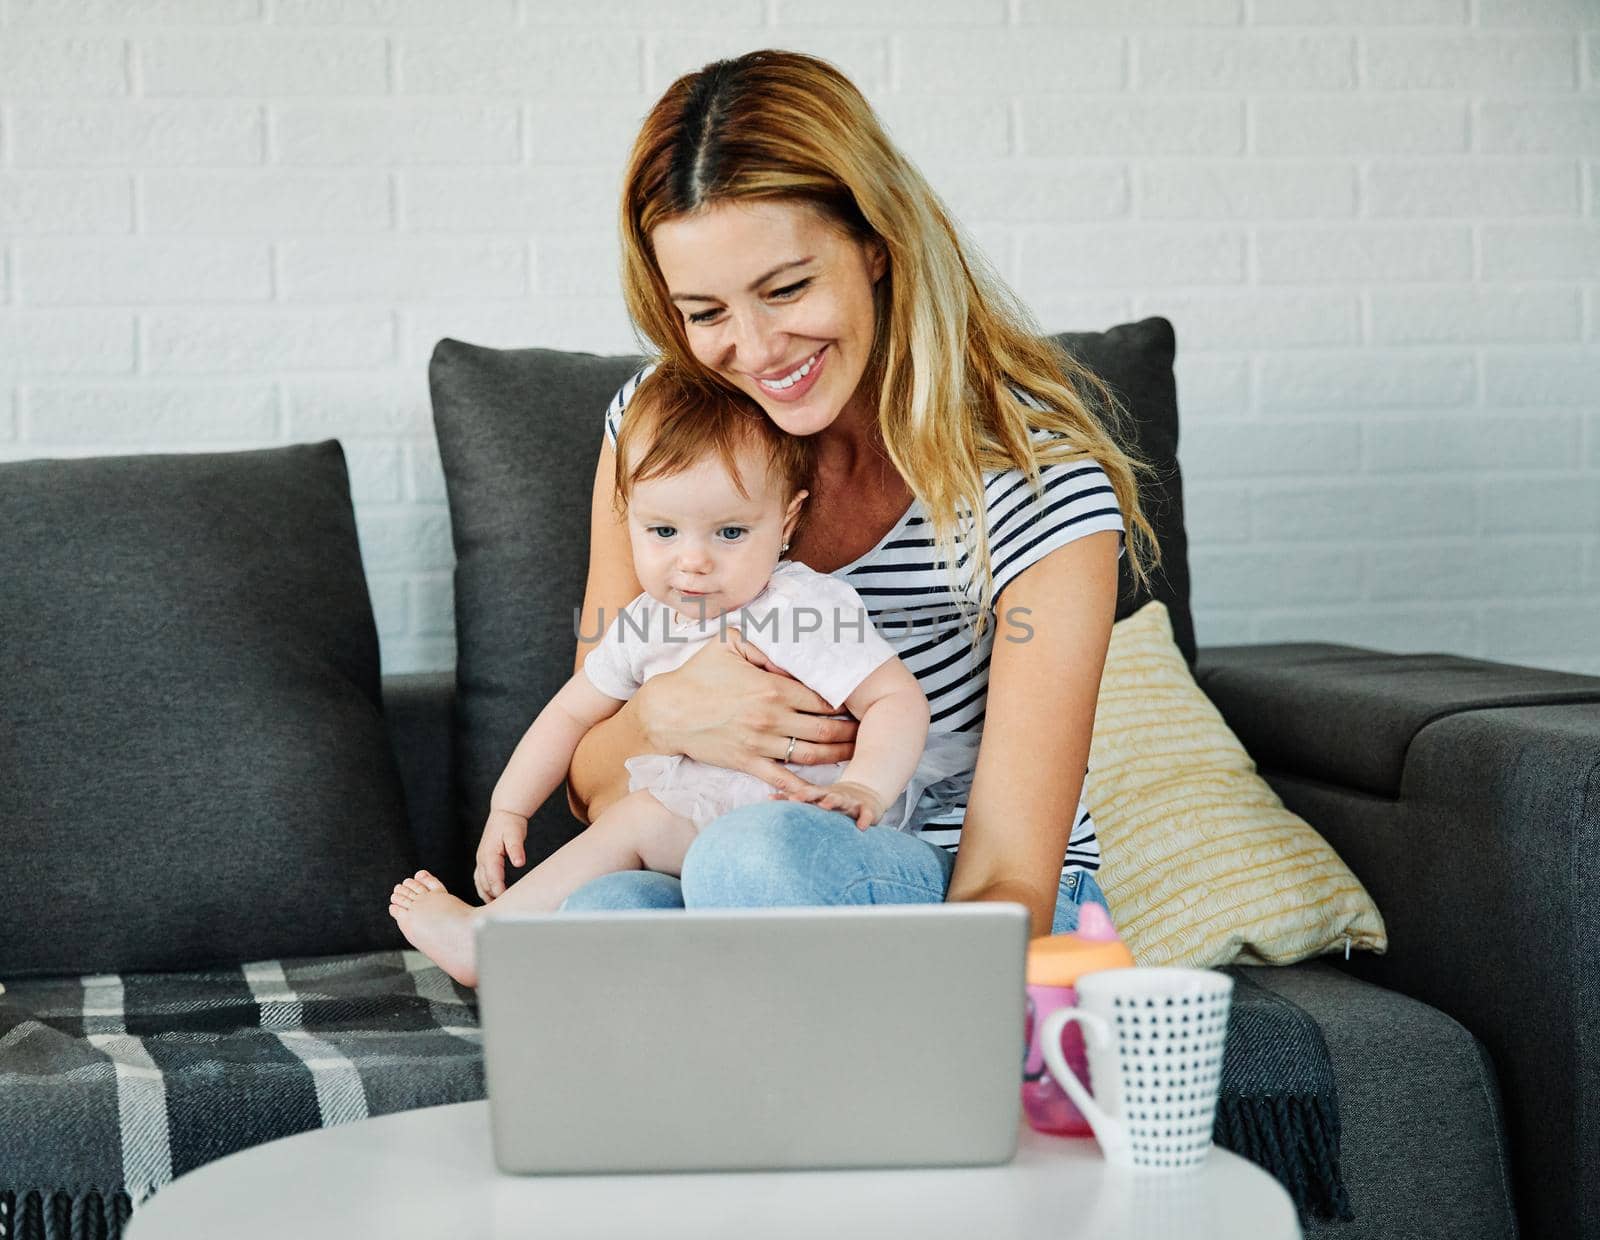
[613,364,814,516]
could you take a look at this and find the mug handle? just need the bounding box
[1038,1008,1129,1165]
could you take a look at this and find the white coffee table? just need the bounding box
[125,1100,1300,1239]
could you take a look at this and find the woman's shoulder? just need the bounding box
[978,399,1123,557]
[602,361,660,448]
[981,432,1114,506]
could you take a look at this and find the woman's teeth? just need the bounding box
[758,350,820,391]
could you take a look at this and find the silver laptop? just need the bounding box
[476,904,1029,1175]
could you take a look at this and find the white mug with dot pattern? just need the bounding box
[1039,967,1233,1172]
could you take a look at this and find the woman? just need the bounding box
[562,50,1157,938]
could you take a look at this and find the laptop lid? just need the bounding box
[477,904,1029,1175]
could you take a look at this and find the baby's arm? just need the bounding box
[477,674,625,899]
[836,659,930,823]
[773,658,929,829]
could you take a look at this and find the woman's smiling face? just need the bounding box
[650,198,886,438]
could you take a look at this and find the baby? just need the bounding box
[389,366,944,988]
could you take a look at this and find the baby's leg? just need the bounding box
[488,790,698,917]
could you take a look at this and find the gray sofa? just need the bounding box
[4,316,1594,1240]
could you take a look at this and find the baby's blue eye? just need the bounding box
[648,526,676,539]
[718,527,748,541]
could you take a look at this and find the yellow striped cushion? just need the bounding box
[1086,600,1387,969]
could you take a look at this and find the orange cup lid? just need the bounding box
[1026,935,1136,987]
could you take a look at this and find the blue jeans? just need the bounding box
[560,800,1111,937]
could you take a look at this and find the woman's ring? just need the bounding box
[784,736,797,762]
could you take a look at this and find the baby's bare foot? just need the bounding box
[388,870,481,989]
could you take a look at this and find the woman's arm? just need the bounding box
[944,529,1121,938]
[565,434,653,825]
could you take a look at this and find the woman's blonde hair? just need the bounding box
[619,49,1159,635]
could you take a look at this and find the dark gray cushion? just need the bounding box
[382,671,463,895]
[429,343,645,876]
[1055,316,1195,662]
[0,442,418,978]
[428,319,1194,874]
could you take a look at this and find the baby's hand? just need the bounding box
[772,779,887,831]
[474,808,529,903]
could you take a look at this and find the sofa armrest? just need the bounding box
[381,672,470,896]
[1196,642,1600,1240]
[1195,641,1600,797]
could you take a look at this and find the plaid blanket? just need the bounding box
[0,951,482,1240]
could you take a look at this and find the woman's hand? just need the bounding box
[770,778,886,831]
[474,807,529,904]
[635,634,858,789]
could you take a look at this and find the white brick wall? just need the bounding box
[1,0,1595,677]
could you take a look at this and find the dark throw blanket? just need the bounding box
[1216,965,1354,1224]
[0,955,1348,1239]
[0,951,483,1240]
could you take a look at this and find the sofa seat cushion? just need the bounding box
[0,950,482,1231]
[1249,961,1516,1240]
[0,442,419,977]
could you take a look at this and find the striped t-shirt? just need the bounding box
[603,369,1126,875]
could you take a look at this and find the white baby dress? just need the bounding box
[580,560,983,831]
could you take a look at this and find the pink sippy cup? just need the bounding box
[1022,902,1135,1136]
